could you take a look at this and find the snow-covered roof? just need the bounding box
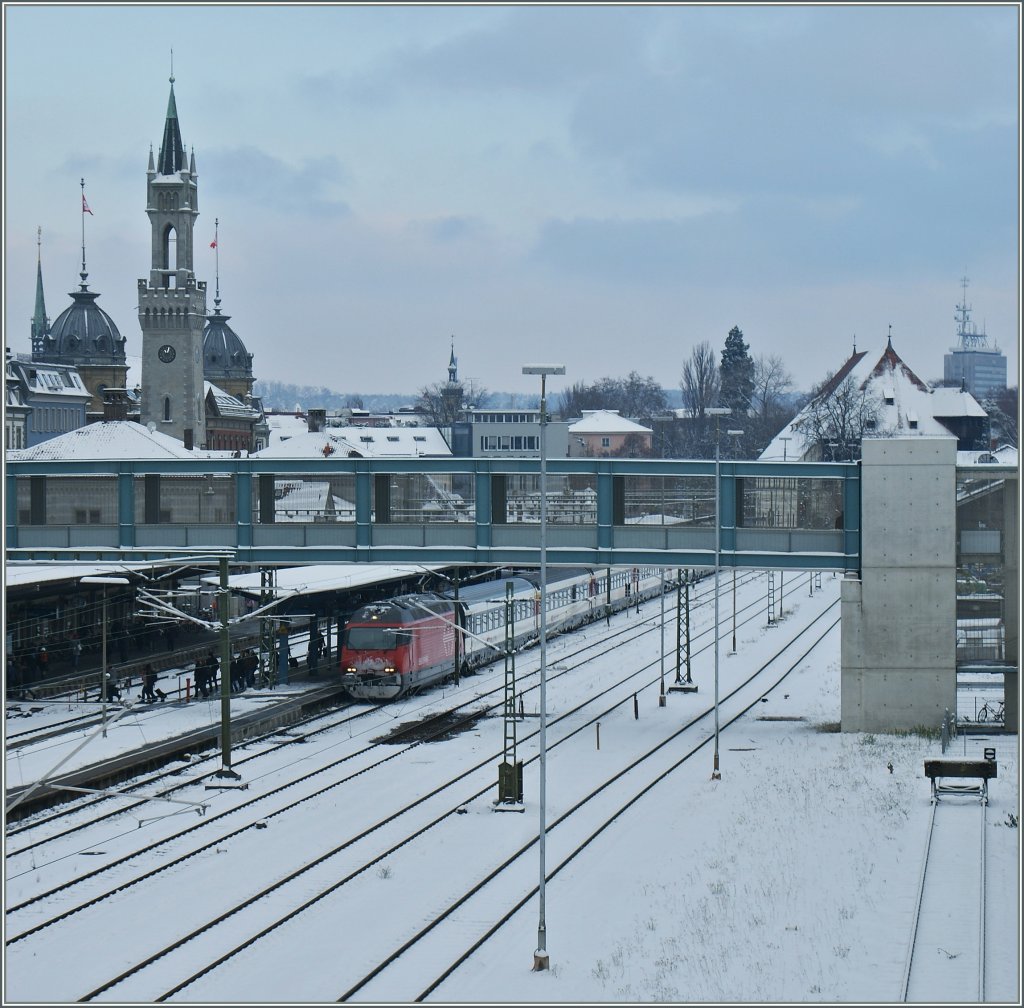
[6,420,197,460]
[204,381,261,420]
[760,341,985,461]
[569,410,653,435]
[264,413,317,445]
[956,444,1018,467]
[7,359,90,399]
[205,563,449,597]
[252,426,452,459]
[929,385,990,419]
[5,560,166,590]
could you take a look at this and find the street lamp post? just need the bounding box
[659,567,667,706]
[80,575,130,737]
[728,430,744,657]
[712,427,745,780]
[523,363,565,973]
[712,432,723,780]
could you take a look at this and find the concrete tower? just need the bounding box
[139,73,207,448]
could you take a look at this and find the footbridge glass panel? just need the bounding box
[955,466,1018,670]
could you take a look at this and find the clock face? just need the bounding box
[158,344,176,363]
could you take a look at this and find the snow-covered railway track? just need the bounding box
[901,794,989,1002]
[106,600,839,1004]
[6,569,765,862]
[6,573,824,1002]
[343,607,842,1003]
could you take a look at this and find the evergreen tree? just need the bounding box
[719,326,754,419]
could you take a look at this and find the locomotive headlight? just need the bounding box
[384,666,396,673]
[346,666,357,673]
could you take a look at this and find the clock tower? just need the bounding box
[139,74,207,448]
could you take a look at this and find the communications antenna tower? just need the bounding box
[954,276,994,351]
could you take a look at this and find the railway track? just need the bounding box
[5,568,767,886]
[901,785,990,1002]
[5,574,833,1002]
[5,569,770,859]
[347,606,842,1003]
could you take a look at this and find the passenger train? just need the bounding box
[340,566,661,700]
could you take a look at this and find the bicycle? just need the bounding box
[977,699,1005,723]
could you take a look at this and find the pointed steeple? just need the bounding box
[157,74,186,175]
[31,227,49,353]
[448,337,458,383]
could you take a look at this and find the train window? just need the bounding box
[345,627,400,650]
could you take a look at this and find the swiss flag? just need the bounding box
[82,194,94,215]
[210,238,217,248]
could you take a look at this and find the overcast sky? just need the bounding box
[4,3,1019,400]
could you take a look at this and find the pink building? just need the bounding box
[568,410,653,458]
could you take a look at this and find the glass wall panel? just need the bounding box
[137,475,237,525]
[502,473,596,524]
[740,477,845,530]
[623,475,715,527]
[956,472,1012,666]
[385,472,473,523]
[16,475,117,526]
[254,473,357,524]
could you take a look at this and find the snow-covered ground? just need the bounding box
[4,574,1019,1004]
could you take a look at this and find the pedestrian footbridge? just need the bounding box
[6,457,860,570]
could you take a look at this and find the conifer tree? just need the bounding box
[719,325,754,419]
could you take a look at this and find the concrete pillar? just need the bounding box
[1001,470,1018,733]
[841,438,957,732]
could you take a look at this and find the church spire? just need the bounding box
[157,69,186,175]
[448,337,458,383]
[31,226,49,353]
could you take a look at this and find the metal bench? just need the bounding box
[923,757,997,803]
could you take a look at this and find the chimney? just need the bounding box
[101,387,130,422]
[308,408,327,433]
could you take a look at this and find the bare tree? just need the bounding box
[796,374,887,461]
[749,354,796,453]
[680,341,720,418]
[984,386,1018,447]
[415,379,489,427]
[558,372,666,422]
[676,341,723,458]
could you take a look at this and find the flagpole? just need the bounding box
[213,218,220,301]
[80,178,87,278]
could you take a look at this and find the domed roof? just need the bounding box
[40,275,126,366]
[203,303,252,380]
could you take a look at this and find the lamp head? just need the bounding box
[522,364,566,376]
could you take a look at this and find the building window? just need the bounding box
[163,397,171,422]
[601,437,610,448]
